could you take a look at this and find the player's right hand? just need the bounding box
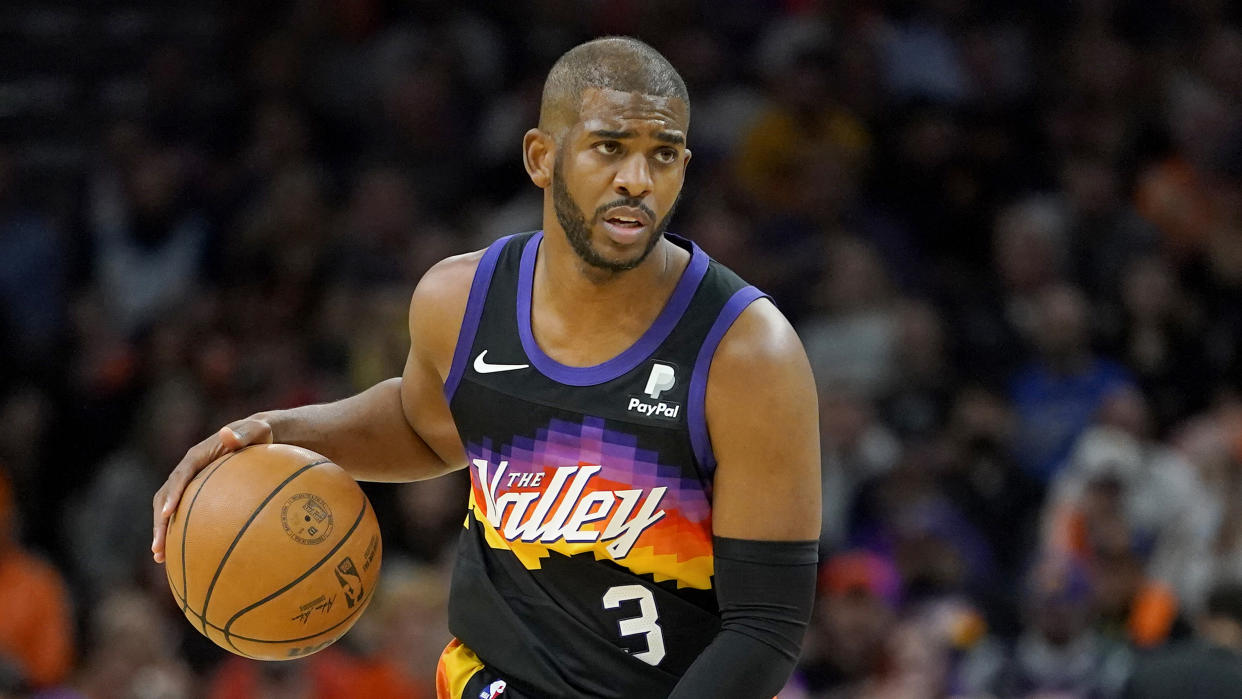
[151,418,273,563]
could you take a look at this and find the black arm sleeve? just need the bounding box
[668,536,819,699]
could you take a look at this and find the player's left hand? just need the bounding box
[151,417,273,563]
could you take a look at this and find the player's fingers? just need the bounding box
[152,419,275,562]
[152,434,230,561]
[161,421,269,514]
[152,463,193,563]
[152,447,208,562]
[151,500,170,563]
[220,419,273,450]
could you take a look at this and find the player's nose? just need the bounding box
[613,153,653,199]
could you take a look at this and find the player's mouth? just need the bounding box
[600,206,653,245]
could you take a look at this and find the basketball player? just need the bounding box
[152,37,820,698]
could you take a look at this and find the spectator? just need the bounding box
[736,19,871,218]
[1086,520,1191,650]
[816,388,900,552]
[935,387,1042,633]
[947,195,1069,387]
[1046,389,1214,611]
[661,29,764,165]
[4,3,1242,696]
[62,378,208,601]
[1177,405,1242,592]
[876,1,972,105]
[1124,581,1242,698]
[850,457,997,606]
[1061,151,1160,300]
[988,555,1132,698]
[0,386,58,552]
[74,589,193,699]
[785,551,901,698]
[1102,255,1215,433]
[332,165,454,289]
[800,237,902,401]
[1010,284,1134,483]
[87,126,212,335]
[0,148,68,380]
[0,464,75,693]
[879,300,955,439]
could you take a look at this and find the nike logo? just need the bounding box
[473,350,529,374]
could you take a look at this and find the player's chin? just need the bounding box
[594,243,650,271]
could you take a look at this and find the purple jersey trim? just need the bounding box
[688,285,767,478]
[443,235,515,402]
[516,231,710,386]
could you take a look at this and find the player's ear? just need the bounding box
[523,129,554,189]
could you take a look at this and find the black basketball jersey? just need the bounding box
[442,231,764,698]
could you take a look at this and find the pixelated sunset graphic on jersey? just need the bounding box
[464,416,714,590]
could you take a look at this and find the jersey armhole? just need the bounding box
[686,286,768,484]
[443,235,514,402]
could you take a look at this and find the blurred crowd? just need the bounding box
[3,0,1242,697]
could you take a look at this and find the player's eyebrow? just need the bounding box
[588,129,685,146]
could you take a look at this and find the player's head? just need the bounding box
[523,37,691,273]
[537,37,690,138]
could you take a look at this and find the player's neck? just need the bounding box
[531,233,688,366]
[543,228,682,297]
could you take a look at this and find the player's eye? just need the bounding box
[653,148,678,164]
[594,141,621,156]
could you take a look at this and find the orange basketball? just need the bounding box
[164,443,382,661]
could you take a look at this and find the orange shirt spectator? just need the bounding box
[0,464,74,690]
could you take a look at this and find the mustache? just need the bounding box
[592,198,656,222]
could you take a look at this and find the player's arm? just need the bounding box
[251,253,476,481]
[151,252,479,563]
[669,298,821,698]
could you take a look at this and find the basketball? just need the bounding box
[163,443,382,661]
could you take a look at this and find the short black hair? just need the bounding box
[539,36,689,137]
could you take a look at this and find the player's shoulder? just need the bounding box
[407,246,491,359]
[412,247,488,306]
[411,232,532,308]
[714,298,807,370]
[704,296,816,408]
[687,243,809,378]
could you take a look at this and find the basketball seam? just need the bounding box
[170,582,374,649]
[222,498,371,655]
[169,451,242,619]
[168,591,263,661]
[199,456,332,636]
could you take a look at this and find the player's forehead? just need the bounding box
[573,87,688,140]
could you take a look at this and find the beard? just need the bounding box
[552,154,680,273]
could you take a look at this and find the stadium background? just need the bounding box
[3,0,1242,696]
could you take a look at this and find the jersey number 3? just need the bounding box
[602,585,666,666]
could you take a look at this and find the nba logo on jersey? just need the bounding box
[479,680,506,698]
